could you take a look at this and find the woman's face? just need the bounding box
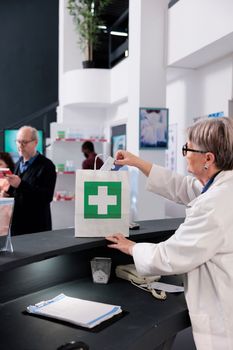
[186,141,206,179]
[0,159,8,168]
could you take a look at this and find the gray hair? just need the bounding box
[18,126,38,141]
[187,117,233,170]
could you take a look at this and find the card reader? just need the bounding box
[129,222,140,230]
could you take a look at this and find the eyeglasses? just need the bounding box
[16,139,35,146]
[182,143,208,157]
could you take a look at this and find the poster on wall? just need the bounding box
[112,134,126,156]
[111,124,126,157]
[165,123,177,172]
[139,107,169,149]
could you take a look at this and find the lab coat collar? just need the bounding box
[187,170,233,208]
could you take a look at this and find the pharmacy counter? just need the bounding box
[0,218,190,350]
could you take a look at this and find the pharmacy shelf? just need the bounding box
[49,130,108,230]
[55,138,108,142]
[53,198,75,202]
[56,171,76,175]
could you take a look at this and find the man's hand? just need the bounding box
[5,175,21,188]
[106,233,136,255]
[0,191,9,198]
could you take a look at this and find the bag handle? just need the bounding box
[94,154,103,171]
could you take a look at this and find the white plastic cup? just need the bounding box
[90,257,112,284]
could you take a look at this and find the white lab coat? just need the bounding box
[133,165,233,350]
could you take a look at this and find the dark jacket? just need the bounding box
[8,154,56,235]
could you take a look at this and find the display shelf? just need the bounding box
[49,125,109,229]
[55,137,108,142]
[53,198,75,202]
[56,171,75,175]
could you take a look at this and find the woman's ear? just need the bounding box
[206,152,215,164]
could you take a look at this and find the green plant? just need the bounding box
[67,0,112,62]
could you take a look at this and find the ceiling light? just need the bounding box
[110,31,128,37]
[98,25,107,29]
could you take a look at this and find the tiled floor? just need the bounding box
[172,327,196,350]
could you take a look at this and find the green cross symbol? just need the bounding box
[84,181,122,219]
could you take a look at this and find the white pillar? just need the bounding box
[128,0,168,220]
[58,0,83,123]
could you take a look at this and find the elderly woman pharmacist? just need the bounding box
[106,117,233,350]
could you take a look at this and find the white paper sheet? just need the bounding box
[27,294,122,328]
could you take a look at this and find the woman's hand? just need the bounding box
[115,150,140,167]
[106,233,136,255]
[115,150,152,177]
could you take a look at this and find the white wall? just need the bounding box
[61,0,83,72]
[162,0,233,219]
[168,0,233,65]
[195,57,232,116]
[167,56,233,176]
[110,59,129,104]
[104,103,128,139]
[62,69,110,106]
[167,76,188,175]
[61,60,129,108]
[124,0,168,221]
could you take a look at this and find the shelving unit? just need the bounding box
[47,125,109,230]
[53,198,75,202]
[49,138,108,171]
[51,171,76,229]
[56,171,75,175]
[55,137,108,142]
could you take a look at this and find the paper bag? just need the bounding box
[75,170,129,237]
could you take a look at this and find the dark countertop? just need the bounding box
[0,218,184,273]
[0,218,190,350]
[0,275,189,350]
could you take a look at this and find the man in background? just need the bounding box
[82,141,103,170]
[2,126,57,235]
